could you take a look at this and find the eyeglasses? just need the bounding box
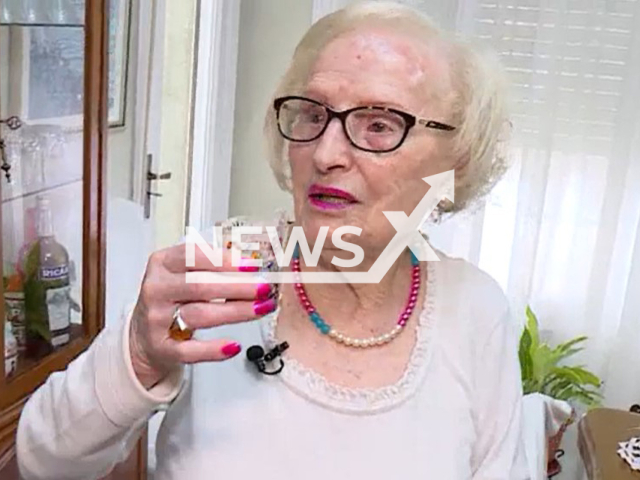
[273,96,456,154]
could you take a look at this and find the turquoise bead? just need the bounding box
[410,250,419,266]
[308,311,331,334]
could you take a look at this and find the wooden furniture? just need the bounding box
[0,1,145,478]
[578,408,640,479]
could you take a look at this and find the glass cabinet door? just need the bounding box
[0,0,106,404]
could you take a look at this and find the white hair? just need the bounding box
[263,1,511,216]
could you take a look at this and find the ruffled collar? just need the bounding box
[259,261,439,415]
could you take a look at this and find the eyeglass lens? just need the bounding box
[278,98,408,152]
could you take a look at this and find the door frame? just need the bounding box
[188,0,241,231]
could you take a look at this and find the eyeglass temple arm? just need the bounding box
[418,119,456,131]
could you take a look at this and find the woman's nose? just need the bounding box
[311,118,353,172]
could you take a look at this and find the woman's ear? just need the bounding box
[452,151,471,171]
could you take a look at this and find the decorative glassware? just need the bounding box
[21,132,45,190]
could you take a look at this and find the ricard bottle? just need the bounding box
[24,196,71,356]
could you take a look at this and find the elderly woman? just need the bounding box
[17,2,526,479]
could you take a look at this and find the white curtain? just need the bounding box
[318,0,640,478]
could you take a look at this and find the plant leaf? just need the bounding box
[549,381,603,406]
[519,306,603,408]
[557,347,585,360]
[519,328,534,384]
[552,366,601,387]
[544,378,573,398]
[555,336,588,360]
[553,385,577,401]
[567,366,602,387]
[572,390,603,408]
[525,305,540,352]
[531,344,555,383]
[523,379,538,395]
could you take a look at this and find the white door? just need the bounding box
[128,0,197,252]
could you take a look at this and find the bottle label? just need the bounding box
[5,354,18,377]
[46,286,71,347]
[4,293,26,350]
[40,265,69,281]
[4,335,18,377]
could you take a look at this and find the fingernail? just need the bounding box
[254,298,277,316]
[222,342,242,357]
[256,283,274,300]
[239,259,260,272]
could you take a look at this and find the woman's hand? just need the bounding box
[128,243,277,389]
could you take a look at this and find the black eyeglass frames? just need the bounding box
[273,95,456,153]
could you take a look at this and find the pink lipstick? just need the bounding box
[308,184,358,210]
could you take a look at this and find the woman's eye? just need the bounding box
[367,120,393,133]
[301,110,325,124]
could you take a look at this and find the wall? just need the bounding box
[229,0,314,218]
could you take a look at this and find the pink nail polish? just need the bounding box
[256,283,273,300]
[238,260,260,272]
[254,298,277,316]
[221,342,242,357]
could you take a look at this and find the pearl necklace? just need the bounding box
[291,249,421,348]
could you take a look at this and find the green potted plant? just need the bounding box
[519,306,603,474]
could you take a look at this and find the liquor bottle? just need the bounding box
[24,196,71,356]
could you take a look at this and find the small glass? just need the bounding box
[31,124,66,187]
[216,210,292,275]
[21,133,45,190]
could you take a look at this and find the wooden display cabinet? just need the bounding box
[0,1,145,478]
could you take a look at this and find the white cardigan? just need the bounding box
[16,254,532,480]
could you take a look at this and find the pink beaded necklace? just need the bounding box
[291,248,421,348]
